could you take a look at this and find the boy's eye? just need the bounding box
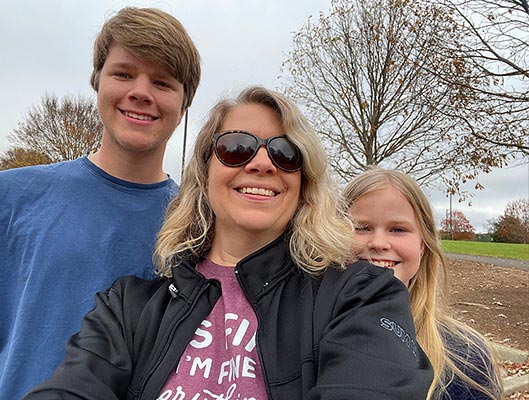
[154,80,171,88]
[114,72,131,79]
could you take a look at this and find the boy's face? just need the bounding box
[96,42,185,158]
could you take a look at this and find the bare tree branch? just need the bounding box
[0,148,52,170]
[280,0,510,195]
[279,0,527,197]
[8,93,102,162]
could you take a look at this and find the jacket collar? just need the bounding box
[169,234,298,302]
[169,258,211,301]
[234,234,298,301]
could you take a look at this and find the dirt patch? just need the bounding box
[447,259,529,351]
[506,392,529,400]
[446,259,529,400]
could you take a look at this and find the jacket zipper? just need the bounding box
[234,267,274,400]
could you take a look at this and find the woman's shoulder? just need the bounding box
[326,259,397,278]
[104,275,171,308]
[322,259,406,295]
[316,259,412,321]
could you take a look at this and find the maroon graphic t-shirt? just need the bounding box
[157,259,267,400]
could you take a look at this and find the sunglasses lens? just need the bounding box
[215,131,302,172]
[268,137,302,171]
[215,132,257,166]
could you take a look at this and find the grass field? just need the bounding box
[441,240,529,261]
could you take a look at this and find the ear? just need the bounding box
[420,242,425,258]
[176,108,187,127]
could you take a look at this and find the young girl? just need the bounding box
[342,167,503,400]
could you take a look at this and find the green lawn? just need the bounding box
[441,240,529,261]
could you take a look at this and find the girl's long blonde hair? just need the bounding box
[154,86,354,277]
[342,166,503,400]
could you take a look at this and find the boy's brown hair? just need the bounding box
[90,7,201,110]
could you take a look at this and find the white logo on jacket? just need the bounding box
[380,317,419,360]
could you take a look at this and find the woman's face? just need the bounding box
[207,103,302,244]
[348,185,424,287]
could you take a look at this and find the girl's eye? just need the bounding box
[391,227,407,233]
[354,225,370,232]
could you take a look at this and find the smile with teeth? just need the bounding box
[364,259,398,268]
[123,111,156,121]
[238,187,276,197]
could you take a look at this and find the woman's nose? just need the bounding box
[244,147,277,174]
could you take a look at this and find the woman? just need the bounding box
[343,166,503,399]
[25,87,432,400]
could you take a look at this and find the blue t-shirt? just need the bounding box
[0,157,178,400]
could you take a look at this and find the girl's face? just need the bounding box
[348,185,424,287]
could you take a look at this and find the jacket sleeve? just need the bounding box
[23,279,134,400]
[308,261,433,400]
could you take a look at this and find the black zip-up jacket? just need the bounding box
[25,237,432,399]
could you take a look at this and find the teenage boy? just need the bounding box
[0,7,201,399]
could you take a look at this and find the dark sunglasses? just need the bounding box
[213,130,302,172]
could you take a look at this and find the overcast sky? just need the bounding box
[1,0,527,233]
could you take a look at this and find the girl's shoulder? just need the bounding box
[439,322,501,399]
[440,322,493,364]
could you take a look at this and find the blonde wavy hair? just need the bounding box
[342,166,503,400]
[155,86,354,277]
[90,7,201,110]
